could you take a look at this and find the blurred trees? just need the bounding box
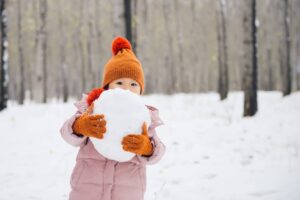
[2,0,300,105]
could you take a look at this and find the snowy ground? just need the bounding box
[0,91,300,200]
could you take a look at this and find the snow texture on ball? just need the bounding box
[91,88,151,162]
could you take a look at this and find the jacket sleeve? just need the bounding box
[137,128,166,165]
[60,97,88,147]
[137,106,166,165]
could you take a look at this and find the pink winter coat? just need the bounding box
[60,94,165,200]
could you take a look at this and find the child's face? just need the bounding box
[108,78,141,95]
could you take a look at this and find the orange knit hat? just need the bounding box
[102,37,145,93]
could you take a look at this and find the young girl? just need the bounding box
[60,37,165,200]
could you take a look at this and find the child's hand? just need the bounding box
[121,123,153,156]
[72,103,107,139]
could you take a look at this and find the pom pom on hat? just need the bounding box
[86,87,104,106]
[112,36,132,56]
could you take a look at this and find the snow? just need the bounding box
[0,91,300,200]
[255,19,260,27]
[92,88,151,162]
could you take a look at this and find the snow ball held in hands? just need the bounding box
[91,88,151,162]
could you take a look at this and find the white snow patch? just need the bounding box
[0,91,299,200]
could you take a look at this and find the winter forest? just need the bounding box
[0,0,300,200]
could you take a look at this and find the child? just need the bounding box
[60,36,165,200]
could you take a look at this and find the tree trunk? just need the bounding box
[0,0,7,111]
[174,0,184,93]
[297,40,300,90]
[87,20,95,89]
[17,0,25,104]
[282,0,291,95]
[124,0,132,43]
[217,0,229,100]
[267,48,273,90]
[34,0,48,103]
[131,0,138,54]
[41,0,47,103]
[217,4,222,95]
[79,0,86,94]
[162,0,176,94]
[243,0,258,117]
[58,0,68,102]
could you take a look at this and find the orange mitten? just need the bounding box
[72,103,106,139]
[122,123,153,156]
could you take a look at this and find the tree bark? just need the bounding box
[297,40,300,90]
[243,0,258,117]
[162,0,176,94]
[282,0,291,95]
[174,0,184,93]
[131,0,138,53]
[34,0,48,103]
[58,0,68,102]
[267,48,273,90]
[41,0,47,103]
[79,0,86,94]
[17,0,25,104]
[87,18,95,89]
[0,0,7,111]
[217,0,229,100]
[124,0,132,43]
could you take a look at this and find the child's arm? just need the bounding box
[60,96,106,147]
[60,110,88,147]
[140,106,166,165]
[60,95,89,147]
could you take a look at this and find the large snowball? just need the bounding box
[91,88,151,162]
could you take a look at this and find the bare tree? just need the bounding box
[78,0,86,93]
[267,49,273,90]
[282,0,291,95]
[174,0,184,93]
[217,0,228,100]
[131,0,138,53]
[41,0,47,103]
[124,0,132,43]
[17,0,25,104]
[297,40,300,90]
[34,0,48,103]
[162,0,176,94]
[243,0,258,117]
[87,0,96,89]
[0,0,7,110]
[58,0,68,102]
[3,0,300,100]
